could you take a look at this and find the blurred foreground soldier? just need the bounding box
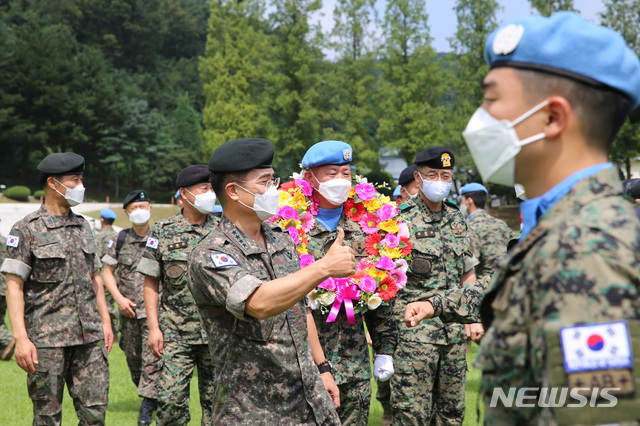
[137,165,218,425]
[94,208,120,339]
[1,152,112,424]
[396,165,419,205]
[622,178,640,220]
[459,183,515,280]
[0,220,16,361]
[460,12,640,424]
[188,138,352,424]
[102,190,159,425]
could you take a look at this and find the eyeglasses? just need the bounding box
[236,177,280,191]
[419,171,453,183]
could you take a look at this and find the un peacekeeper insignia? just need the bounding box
[492,24,525,55]
[168,241,188,251]
[210,253,238,268]
[6,235,20,248]
[415,229,436,239]
[343,149,352,161]
[451,222,465,238]
[165,265,184,279]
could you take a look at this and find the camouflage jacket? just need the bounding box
[474,168,640,422]
[187,216,340,425]
[467,210,515,280]
[136,212,217,344]
[102,228,149,319]
[94,226,118,261]
[0,205,103,347]
[306,212,397,385]
[0,234,6,296]
[396,196,476,345]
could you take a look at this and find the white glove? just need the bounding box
[373,354,394,381]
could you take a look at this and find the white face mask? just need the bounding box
[128,208,151,225]
[462,100,549,187]
[459,201,468,217]
[514,183,528,200]
[54,179,85,207]
[312,172,352,206]
[402,187,418,202]
[185,189,216,214]
[236,184,280,221]
[420,178,451,203]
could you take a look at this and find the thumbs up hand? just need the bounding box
[320,228,357,278]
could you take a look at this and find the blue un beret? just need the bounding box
[302,141,353,168]
[175,190,181,199]
[393,185,402,198]
[485,12,640,111]
[100,208,117,220]
[461,183,488,195]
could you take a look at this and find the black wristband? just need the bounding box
[317,360,332,374]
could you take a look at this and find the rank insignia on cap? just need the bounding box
[441,153,451,168]
[6,235,19,248]
[210,253,238,268]
[107,240,114,249]
[492,24,524,55]
[146,237,159,249]
[343,149,352,161]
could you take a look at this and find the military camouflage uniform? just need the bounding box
[475,168,640,425]
[94,226,119,334]
[102,229,159,399]
[306,212,396,426]
[187,216,340,425]
[0,233,13,352]
[391,196,476,425]
[466,210,515,280]
[0,205,109,425]
[136,212,218,425]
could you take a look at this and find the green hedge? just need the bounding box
[4,185,31,201]
[33,190,45,198]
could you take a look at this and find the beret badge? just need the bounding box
[492,24,525,55]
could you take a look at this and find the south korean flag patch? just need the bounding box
[146,237,159,250]
[6,235,19,248]
[107,240,114,249]
[210,253,238,268]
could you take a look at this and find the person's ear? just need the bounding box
[543,96,571,139]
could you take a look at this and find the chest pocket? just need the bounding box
[31,243,68,283]
[163,251,188,283]
[233,267,275,342]
[118,246,134,267]
[410,238,439,276]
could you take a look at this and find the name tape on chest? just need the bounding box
[146,237,159,249]
[210,253,238,268]
[415,229,437,239]
[6,235,19,248]
[168,241,188,251]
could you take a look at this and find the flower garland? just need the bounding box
[269,174,412,324]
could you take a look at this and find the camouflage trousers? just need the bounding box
[0,296,13,346]
[156,341,215,426]
[336,379,371,426]
[119,316,160,399]
[27,341,109,426]
[391,341,466,425]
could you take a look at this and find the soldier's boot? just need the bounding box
[138,397,157,426]
[1,339,15,361]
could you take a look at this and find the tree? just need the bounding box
[528,0,577,16]
[171,91,203,152]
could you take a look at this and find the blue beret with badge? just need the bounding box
[393,185,401,197]
[461,183,488,195]
[100,208,117,220]
[485,12,640,111]
[301,141,353,168]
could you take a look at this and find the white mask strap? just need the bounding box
[509,99,549,127]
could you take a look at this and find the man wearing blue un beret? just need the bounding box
[406,12,640,424]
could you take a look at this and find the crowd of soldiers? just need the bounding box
[2,10,640,426]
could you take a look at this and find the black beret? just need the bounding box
[623,179,640,198]
[176,165,210,190]
[414,147,454,170]
[123,190,150,208]
[398,165,418,186]
[37,152,85,178]
[208,138,274,173]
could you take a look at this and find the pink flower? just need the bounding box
[279,206,300,221]
[357,257,373,270]
[358,276,377,293]
[355,183,376,201]
[299,254,315,268]
[300,212,315,233]
[389,268,407,289]
[309,194,320,216]
[375,256,396,271]
[395,259,409,272]
[377,204,397,221]
[295,179,313,196]
[397,221,410,238]
[358,213,381,234]
[382,233,400,248]
[287,227,301,244]
[318,277,336,291]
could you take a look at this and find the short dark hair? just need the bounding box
[514,69,632,151]
[211,170,249,208]
[464,191,486,209]
[101,218,115,225]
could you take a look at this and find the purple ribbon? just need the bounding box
[326,280,361,325]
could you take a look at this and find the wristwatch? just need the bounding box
[317,359,333,374]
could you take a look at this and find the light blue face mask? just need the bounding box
[419,177,451,203]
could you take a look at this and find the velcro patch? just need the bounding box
[107,240,114,249]
[210,253,238,268]
[146,237,159,249]
[168,241,188,251]
[6,235,19,248]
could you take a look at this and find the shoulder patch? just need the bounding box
[107,239,114,248]
[146,237,159,249]
[210,253,238,268]
[6,235,19,248]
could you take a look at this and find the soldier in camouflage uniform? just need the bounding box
[102,190,159,425]
[137,165,218,425]
[301,141,397,425]
[188,138,355,424]
[457,13,640,425]
[391,147,479,425]
[93,208,120,338]
[459,183,515,280]
[1,152,112,425]
[0,227,17,361]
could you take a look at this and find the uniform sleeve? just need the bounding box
[430,275,492,324]
[136,226,161,278]
[0,225,33,281]
[364,300,397,355]
[101,233,118,267]
[188,246,264,321]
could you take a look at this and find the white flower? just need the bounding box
[307,291,320,310]
[367,293,383,310]
[292,171,304,180]
[318,291,337,306]
[398,222,410,238]
[396,259,409,272]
